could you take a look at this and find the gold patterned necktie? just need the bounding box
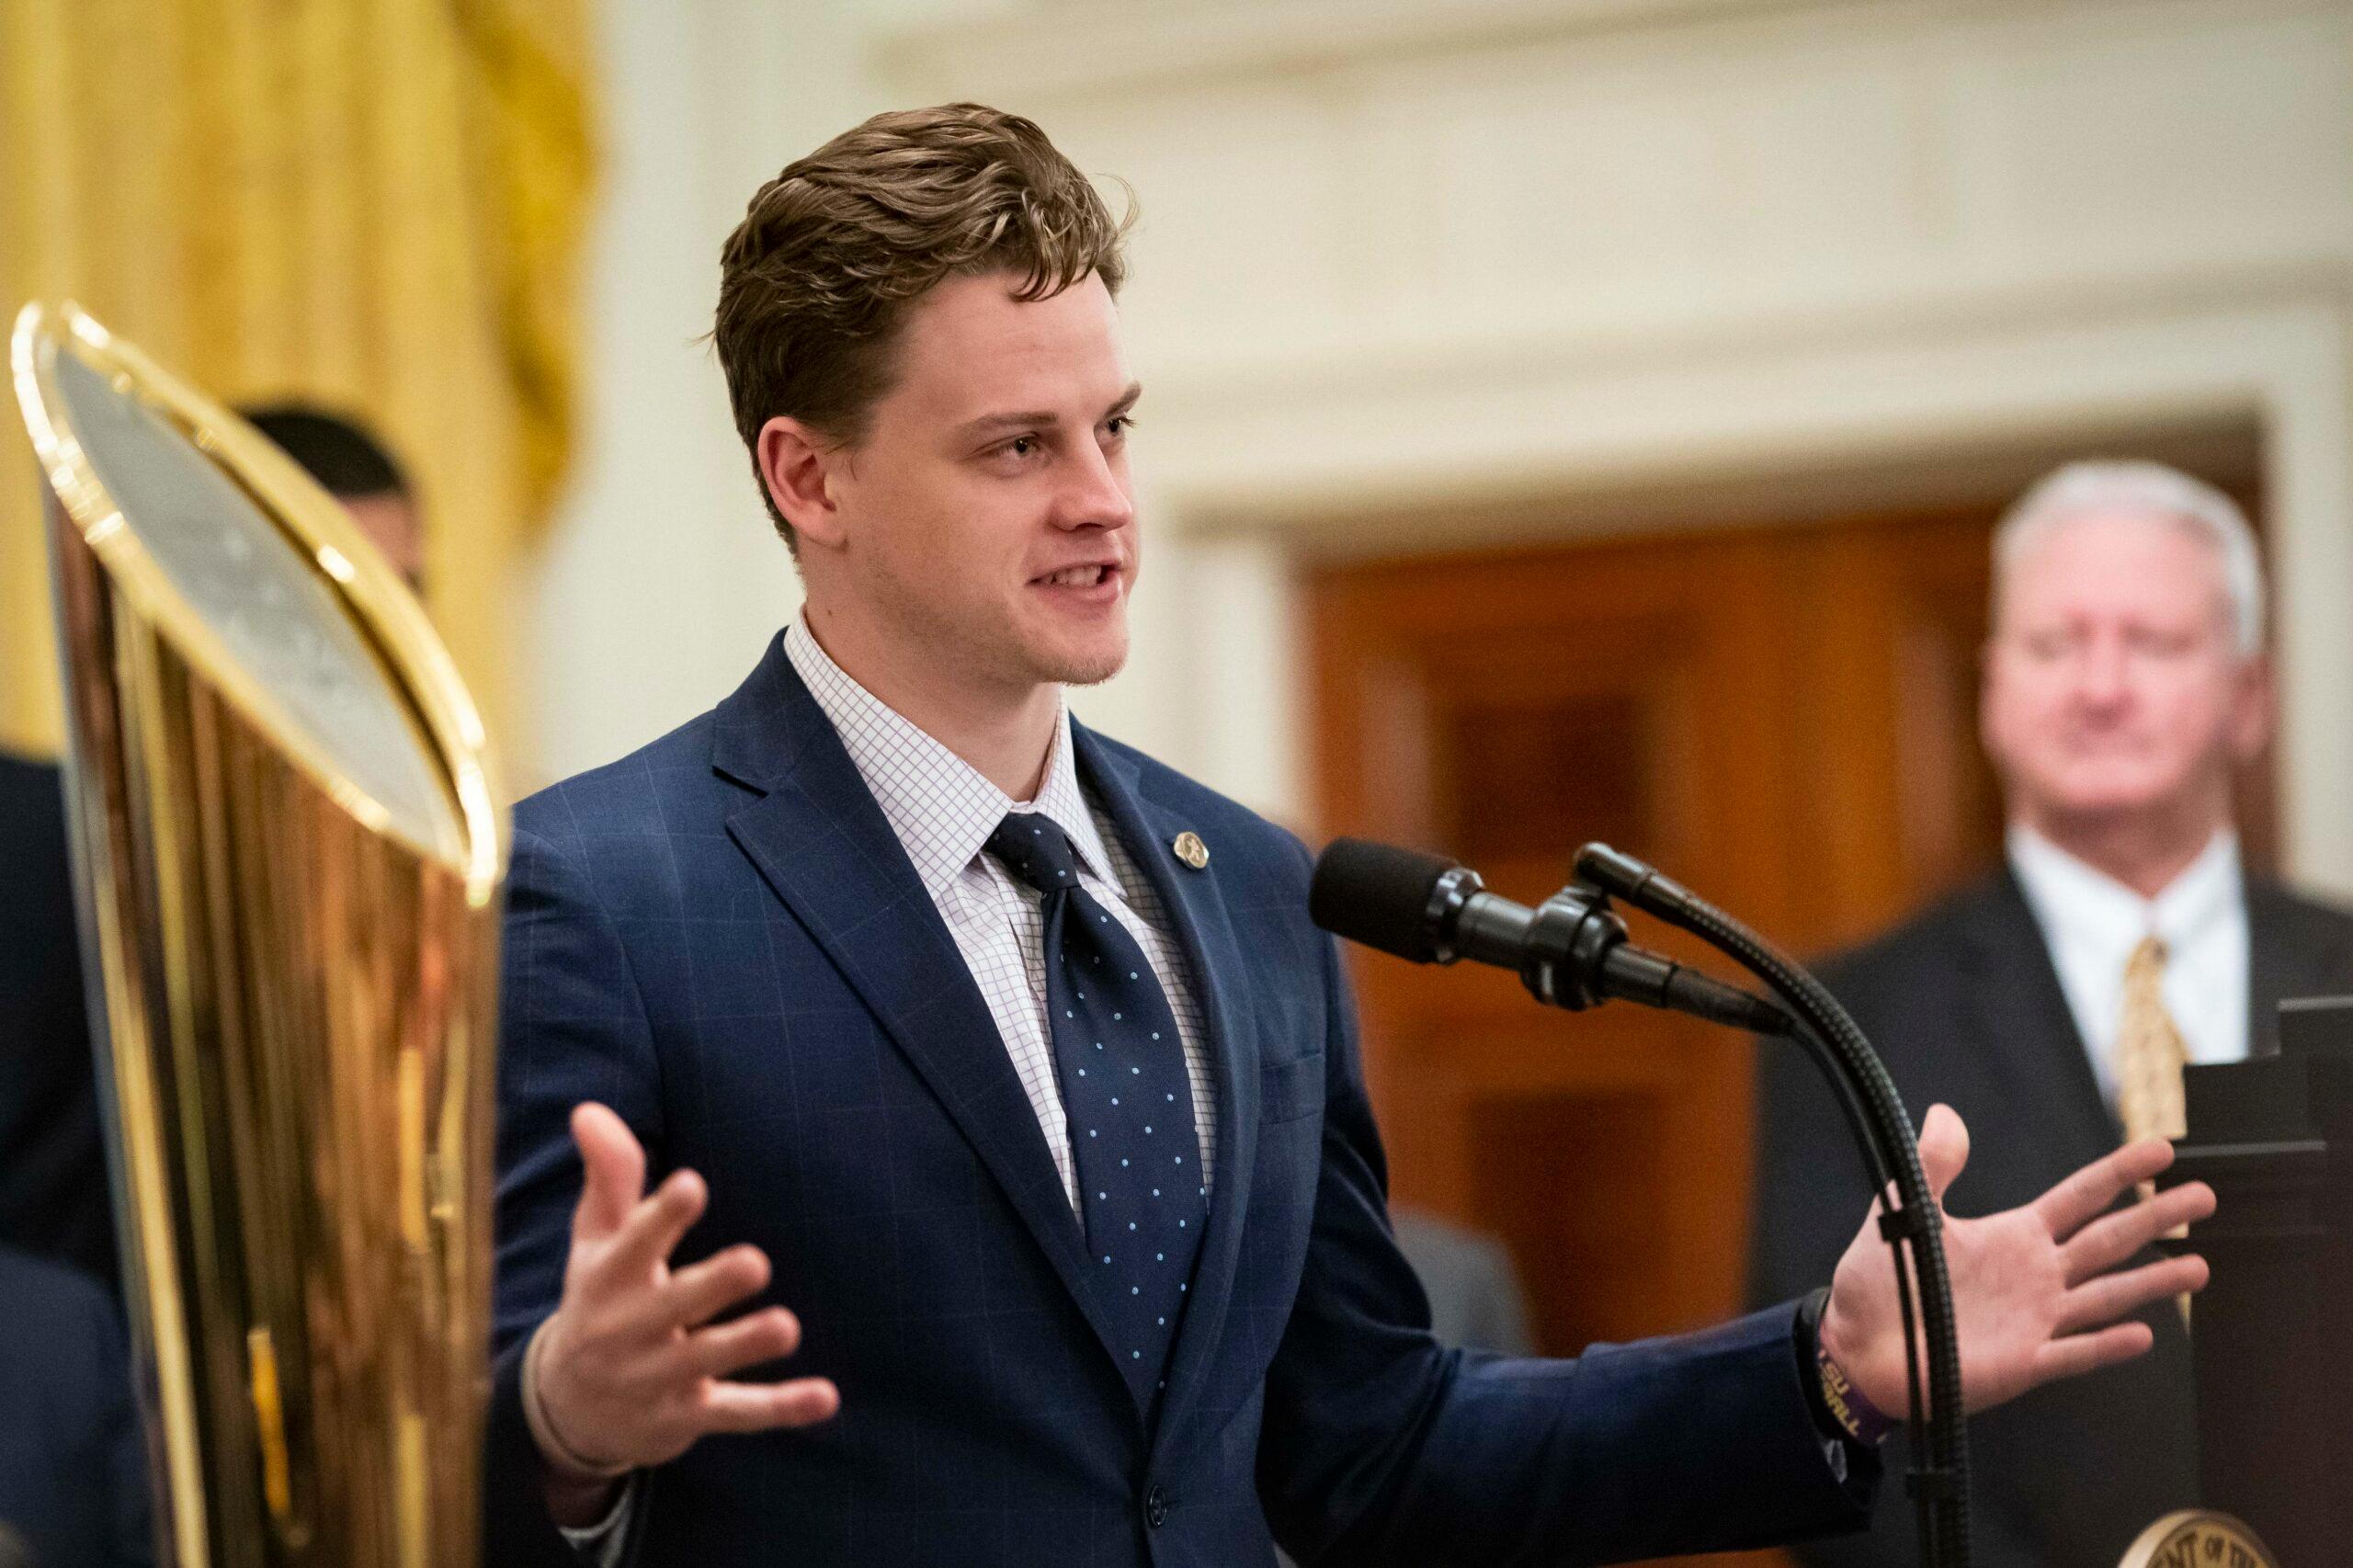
[2115,934,2193,1321]
[2114,934,2189,1146]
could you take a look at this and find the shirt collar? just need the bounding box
[781,614,1111,896]
[2006,823,2242,955]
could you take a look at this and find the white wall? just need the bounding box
[536,0,2353,894]
[530,0,988,787]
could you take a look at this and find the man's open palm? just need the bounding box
[1819,1104,2214,1418]
[532,1102,840,1479]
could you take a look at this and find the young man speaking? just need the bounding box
[483,105,2213,1568]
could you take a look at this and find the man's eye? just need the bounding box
[1105,415,1136,438]
[1007,436,1039,457]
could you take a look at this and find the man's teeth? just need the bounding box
[1044,565,1106,586]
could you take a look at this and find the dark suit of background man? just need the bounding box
[0,1244,146,1568]
[482,104,2211,1568]
[0,752,110,1293]
[1754,460,2353,1568]
[0,410,418,1568]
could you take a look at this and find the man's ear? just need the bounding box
[757,416,850,550]
[2228,652,2277,764]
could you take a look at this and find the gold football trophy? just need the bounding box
[12,302,506,1568]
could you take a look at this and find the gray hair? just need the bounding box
[1992,460,2266,656]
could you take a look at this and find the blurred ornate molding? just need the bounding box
[872,0,1815,101]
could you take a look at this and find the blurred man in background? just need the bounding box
[1752,460,2353,1568]
[0,406,418,1568]
[0,749,109,1292]
[1390,1210,1534,1357]
[240,405,426,590]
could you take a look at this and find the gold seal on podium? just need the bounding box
[13,301,505,1568]
[2120,1509,2279,1567]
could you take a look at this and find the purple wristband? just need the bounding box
[1816,1336,1897,1447]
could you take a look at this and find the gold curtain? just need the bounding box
[0,0,598,771]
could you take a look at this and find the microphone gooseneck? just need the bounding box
[1576,840,1969,1568]
[1309,834,1970,1568]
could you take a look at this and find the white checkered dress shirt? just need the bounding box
[784,617,1219,1205]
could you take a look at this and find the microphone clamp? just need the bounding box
[1413,862,1623,1007]
[1521,883,1631,1011]
[1415,862,1732,1017]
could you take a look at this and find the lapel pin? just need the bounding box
[1172,831,1209,870]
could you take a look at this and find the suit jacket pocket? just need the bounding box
[1259,1050,1325,1124]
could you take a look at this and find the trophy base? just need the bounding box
[2120,1509,2279,1567]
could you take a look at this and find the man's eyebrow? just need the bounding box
[959,409,1059,439]
[954,383,1143,441]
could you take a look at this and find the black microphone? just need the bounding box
[1309,837,1791,1034]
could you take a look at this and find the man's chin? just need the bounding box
[1051,647,1129,688]
[1028,629,1130,689]
[2036,774,2185,823]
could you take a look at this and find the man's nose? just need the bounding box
[2073,638,2133,709]
[1053,440,1134,533]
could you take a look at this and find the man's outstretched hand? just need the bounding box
[528,1103,839,1521]
[1818,1104,2214,1419]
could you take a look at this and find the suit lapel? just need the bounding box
[2245,881,2353,1055]
[710,641,1132,1384]
[1957,871,2120,1163]
[1072,727,1262,1444]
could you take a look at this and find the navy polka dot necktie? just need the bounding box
[986,812,1205,1408]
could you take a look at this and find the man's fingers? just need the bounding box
[2056,1255,2210,1334]
[627,1244,772,1339]
[2029,1322,2154,1389]
[673,1305,803,1381]
[2061,1181,2215,1282]
[571,1103,648,1240]
[589,1166,710,1290]
[1915,1104,1971,1203]
[2032,1137,2177,1239]
[696,1376,841,1434]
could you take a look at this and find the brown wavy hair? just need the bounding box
[715,103,1133,550]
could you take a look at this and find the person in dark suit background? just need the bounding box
[0,1244,148,1568]
[238,406,426,592]
[1752,460,2353,1568]
[1390,1210,1535,1357]
[483,105,2214,1568]
[0,751,110,1291]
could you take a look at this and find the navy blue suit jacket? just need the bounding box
[0,754,115,1294]
[0,1246,149,1568]
[484,635,1873,1567]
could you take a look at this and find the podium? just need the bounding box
[2164,996,2353,1562]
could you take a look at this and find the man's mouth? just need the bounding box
[1037,563,1115,588]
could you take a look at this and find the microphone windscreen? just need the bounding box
[1310,838,1457,963]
